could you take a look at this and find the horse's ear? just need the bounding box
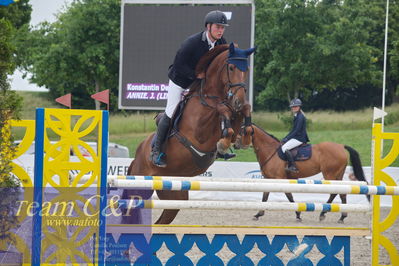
[245,46,257,56]
[229,42,235,55]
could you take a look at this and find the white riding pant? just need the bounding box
[281,139,303,153]
[165,79,184,118]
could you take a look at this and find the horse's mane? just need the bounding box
[187,44,230,93]
[252,123,281,142]
[195,44,229,75]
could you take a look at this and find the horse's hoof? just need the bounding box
[338,219,344,224]
[296,218,302,222]
[319,215,326,222]
[253,216,259,221]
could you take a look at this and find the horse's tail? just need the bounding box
[344,145,370,202]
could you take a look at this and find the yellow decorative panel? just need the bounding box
[8,109,107,265]
[372,123,399,266]
[39,109,105,265]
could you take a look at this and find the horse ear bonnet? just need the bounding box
[227,42,256,72]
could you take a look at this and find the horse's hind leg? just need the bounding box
[154,209,181,224]
[155,190,188,224]
[338,194,348,223]
[253,192,269,221]
[320,194,338,221]
[285,193,301,222]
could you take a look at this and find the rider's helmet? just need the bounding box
[204,10,229,27]
[289,98,302,107]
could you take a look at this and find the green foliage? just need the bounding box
[0,1,28,242]
[0,31,23,247]
[15,0,120,110]
[276,112,313,131]
[0,19,14,75]
[254,0,388,111]
[276,113,292,130]
[0,0,31,29]
[384,110,399,126]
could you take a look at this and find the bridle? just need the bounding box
[195,57,248,113]
[223,58,247,111]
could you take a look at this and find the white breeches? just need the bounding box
[281,139,303,153]
[165,79,184,118]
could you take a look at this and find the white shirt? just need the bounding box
[206,31,216,50]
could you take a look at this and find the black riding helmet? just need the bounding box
[204,10,229,27]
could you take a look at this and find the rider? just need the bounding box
[150,10,236,167]
[281,98,309,173]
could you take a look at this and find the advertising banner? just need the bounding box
[119,1,254,109]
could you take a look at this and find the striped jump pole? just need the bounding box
[73,175,367,185]
[113,199,371,213]
[110,175,368,185]
[110,179,399,196]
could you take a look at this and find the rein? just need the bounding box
[259,145,280,169]
[199,79,219,109]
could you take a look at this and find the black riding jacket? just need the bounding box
[168,31,227,89]
[282,111,310,143]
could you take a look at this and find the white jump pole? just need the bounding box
[114,199,371,213]
[110,179,399,196]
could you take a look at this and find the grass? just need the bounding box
[13,91,399,166]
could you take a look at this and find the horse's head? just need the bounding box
[221,43,256,112]
[196,43,256,113]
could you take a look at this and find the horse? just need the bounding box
[235,123,368,223]
[123,43,256,225]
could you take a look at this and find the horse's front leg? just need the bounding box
[253,192,269,221]
[239,102,253,147]
[216,103,234,153]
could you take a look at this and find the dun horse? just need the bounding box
[236,124,368,223]
[124,43,256,224]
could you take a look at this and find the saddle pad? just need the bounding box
[278,144,312,161]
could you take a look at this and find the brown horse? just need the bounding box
[235,123,368,223]
[124,43,256,224]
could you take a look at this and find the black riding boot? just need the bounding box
[285,150,299,173]
[150,115,171,167]
[216,151,236,160]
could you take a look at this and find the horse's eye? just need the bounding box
[229,65,234,71]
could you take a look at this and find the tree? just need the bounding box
[254,0,381,111]
[16,0,120,110]
[0,0,31,29]
[0,0,31,184]
[0,0,31,246]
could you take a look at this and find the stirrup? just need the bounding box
[285,165,299,173]
[150,151,167,168]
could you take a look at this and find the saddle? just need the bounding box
[152,91,216,169]
[278,144,312,161]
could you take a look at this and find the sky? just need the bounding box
[9,0,71,91]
